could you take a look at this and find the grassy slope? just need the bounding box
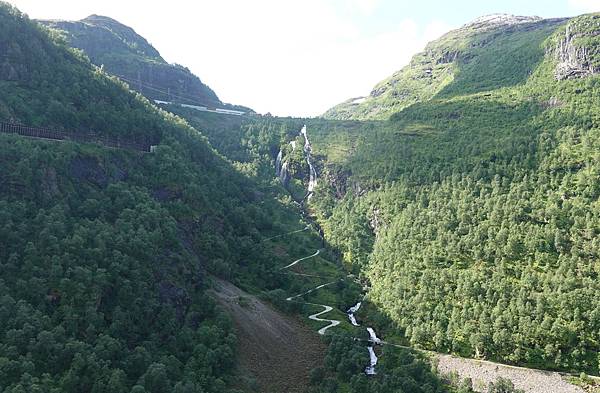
[324,17,564,120]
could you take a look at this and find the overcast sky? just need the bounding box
[7,0,600,116]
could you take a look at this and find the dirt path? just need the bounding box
[281,249,321,269]
[211,278,324,393]
[435,354,585,393]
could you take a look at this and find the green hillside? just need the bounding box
[3,1,600,392]
[0,4,299,392]
[307,13,600,374]
[324,15,566,120]
[40,15,223,108]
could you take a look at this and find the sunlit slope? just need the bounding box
[308,13,600,375]
[324,14,566,120]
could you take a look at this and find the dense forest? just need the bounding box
[0,4,300,391]
[307,13,600,375]
[2,1,600,392]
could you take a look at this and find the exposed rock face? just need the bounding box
[368,208,383,235]
[553,18,600,80]
[158,281,190,322]
[69,156,109,187]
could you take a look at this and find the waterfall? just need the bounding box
[275,149,283,177]
[275,125,317,196]
[300,125,318,195]
[280,162,290,186]
[365,327,381,375]
[347,302,361,327]
[367,327,381,344]
[365,346,378,375]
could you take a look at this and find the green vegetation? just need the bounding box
[0,4,298,392]
[4,1,600,391]
[41,15,224,108]
[551,13,600,71]
[308,13,600,376]
[324,16,565,120]
[308,334,447,393]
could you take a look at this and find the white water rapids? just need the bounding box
[367,327,382,344]
[365,346,378,375]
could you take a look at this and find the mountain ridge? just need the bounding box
[324,14,571,120]
[39,14,227,109]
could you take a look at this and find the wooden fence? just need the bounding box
[0,122,154,152]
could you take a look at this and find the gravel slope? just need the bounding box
[211,278,324,393]
[436,353,585,393]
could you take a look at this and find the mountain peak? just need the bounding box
[463,14,542,29]
[40,15,223,107]
[82,14,120,24]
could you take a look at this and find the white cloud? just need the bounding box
[568,0,600,13]
[7,0,453,117]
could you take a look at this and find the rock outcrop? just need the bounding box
[552,15,600,80]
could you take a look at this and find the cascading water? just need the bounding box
[365,346,378,375]
[275,149,283,177]
[274,126,380,376]
[365,327,381,375]
[280,162,290,186]
[275,125,317,196]
[347,302,361,327]
[275,148,290,187]
[300,125,318,194]
[347,302,382,375]
[367,327,382,344]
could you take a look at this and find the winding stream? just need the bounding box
[276,125,380,374]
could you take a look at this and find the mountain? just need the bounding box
[40,15,224,108]
[324,14,568,120]
[3,1,600,391]
[305,12,600,377]
[0,3,307,392]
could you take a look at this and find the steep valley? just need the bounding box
[1,3,600,393]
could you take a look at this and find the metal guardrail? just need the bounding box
[0,122,154,152]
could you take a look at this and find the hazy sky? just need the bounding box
[7,0,600,116]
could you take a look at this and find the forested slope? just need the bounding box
[40,15,224,108]
[308,13,600,375]
[0,4,295,392]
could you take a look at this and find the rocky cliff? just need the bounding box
[551,14,600,80]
